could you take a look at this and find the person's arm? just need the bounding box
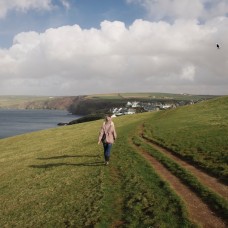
[112,123,117,141]
[98,125,105,144]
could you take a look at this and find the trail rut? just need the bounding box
[142,135,228,200]
[131,138,227,227]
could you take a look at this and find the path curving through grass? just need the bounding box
[132,137,226,228]
[142,134,228,200]
[130,123,228,227]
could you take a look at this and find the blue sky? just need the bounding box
[0,0,227,96]
[0,0,144,48]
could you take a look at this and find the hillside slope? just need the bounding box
[0,97,227,227]
[0,93,216,114]
[0,96,80,110]
[0,114,194,227]
[143,96,228,182]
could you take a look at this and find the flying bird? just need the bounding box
[216,43,220,49]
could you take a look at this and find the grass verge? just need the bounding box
[132,135,228,223]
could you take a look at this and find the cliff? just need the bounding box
[0,96,83,111]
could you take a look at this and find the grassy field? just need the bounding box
[0,96,227,227]
[85,92,216,101]
[0,115,195,227]
[143,96,228,182]
[0,96,51,108]
[132,135,228,220]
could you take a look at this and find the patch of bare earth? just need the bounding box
[142,135,228,200]
[131,140,226,228]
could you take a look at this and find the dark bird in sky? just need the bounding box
[216,43,220,49]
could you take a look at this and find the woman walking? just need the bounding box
[98,114,117,165]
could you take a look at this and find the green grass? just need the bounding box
[1,96,227,227]
[86,93,123,100]
[0,96,51,108]
[0,123,105,227]
[112,121,195,228]
[86,92,216,101]
[143,96,228,182]
[0,113,196,227]
[132,135,228,221]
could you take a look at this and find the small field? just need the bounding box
[0,96,51,108]
[85,92,216,101]
[0,96,227,227]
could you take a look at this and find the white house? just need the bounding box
[124,108,136,115]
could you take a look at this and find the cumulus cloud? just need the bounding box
[0,18,227,96]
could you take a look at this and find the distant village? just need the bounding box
[110,99,200,116]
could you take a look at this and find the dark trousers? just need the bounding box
[103,143,112,161]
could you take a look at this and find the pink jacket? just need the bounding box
[98,121,117,144]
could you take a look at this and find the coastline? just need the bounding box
[0,109,80,139]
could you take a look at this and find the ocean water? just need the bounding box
[0,109,80,139]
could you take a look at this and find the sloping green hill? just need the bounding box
[143,96,228,182]
[0,114,194,227]
[0,96,77,110]
[0,96,227,227]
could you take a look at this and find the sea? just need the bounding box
[0,109,81,139]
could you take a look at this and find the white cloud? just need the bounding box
[0,18,227,96]
[0,0,70,18]
[60,0,70,10]
[127,0,228,21]
[180,65,196,81]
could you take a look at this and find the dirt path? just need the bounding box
[142,135,228,200]
[131,140,226,228]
